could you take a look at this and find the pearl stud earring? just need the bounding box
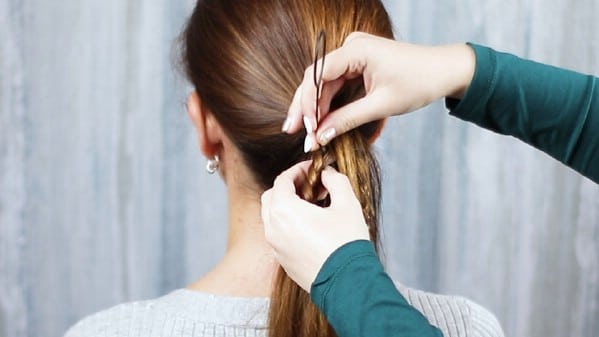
[205,155,220,174]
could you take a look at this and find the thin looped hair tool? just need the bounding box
[313,30,326,121]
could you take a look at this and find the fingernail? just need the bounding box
[282,117,293,133]
[319,128,336,145]
[318,82,323,99]
[304,134,315,153]
[316,105,321,121]
[303,116,314,134]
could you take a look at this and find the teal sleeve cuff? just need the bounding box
[310,240,444,337]
[310,240,378,309]
[446,43,498,129]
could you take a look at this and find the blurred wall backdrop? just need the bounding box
[1,0,598,336]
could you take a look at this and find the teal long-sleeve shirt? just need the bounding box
[310,44,599,337]
[448,44,599,181]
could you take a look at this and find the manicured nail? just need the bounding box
[319,128,336,145]
[318,82,323,99]
[303,116,314,134]
[304,134,315,153]
[282,117,293,133]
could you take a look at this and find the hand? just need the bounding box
[261,161,370,292]
[282,32,475,148]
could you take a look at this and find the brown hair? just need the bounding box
[181,1,393,336]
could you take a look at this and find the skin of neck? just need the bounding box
[188,144,279,298]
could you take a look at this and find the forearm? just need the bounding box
[311,240,443,337]
[447,44,599,183]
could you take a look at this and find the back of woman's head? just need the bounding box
[181,1,393,336]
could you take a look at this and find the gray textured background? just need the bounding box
[1,0,598,337]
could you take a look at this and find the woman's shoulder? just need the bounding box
[64,289,269,337]
[395,282,505,337]
[64,298,159,337]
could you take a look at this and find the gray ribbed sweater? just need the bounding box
[65,284,504,337]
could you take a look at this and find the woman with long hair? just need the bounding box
[65,1,503,336]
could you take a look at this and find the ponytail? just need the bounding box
[268,129,382,337]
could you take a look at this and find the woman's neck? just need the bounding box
[188,182,278,298]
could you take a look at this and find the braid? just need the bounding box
[301,146,336,203]
[301,129,380,243]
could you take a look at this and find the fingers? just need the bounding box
[268,164,360,213]
[271,160,313,197]
[315,94,380,146]
[263,161,312,243]
[302,51,366,130]
[285,44,365,135]
[299,66,319,132]
[320,166,359,207]
[321,45,366,83]
[317,78,346,120]
[300,76,346,153]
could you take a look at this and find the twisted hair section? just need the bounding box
[300,147,335,204]
[272,130,381,337]
[301,132,381,242]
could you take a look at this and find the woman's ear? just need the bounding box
[187,91,224,157]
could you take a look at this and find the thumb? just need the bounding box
[320,167,359,207]
[315,95,378,146]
